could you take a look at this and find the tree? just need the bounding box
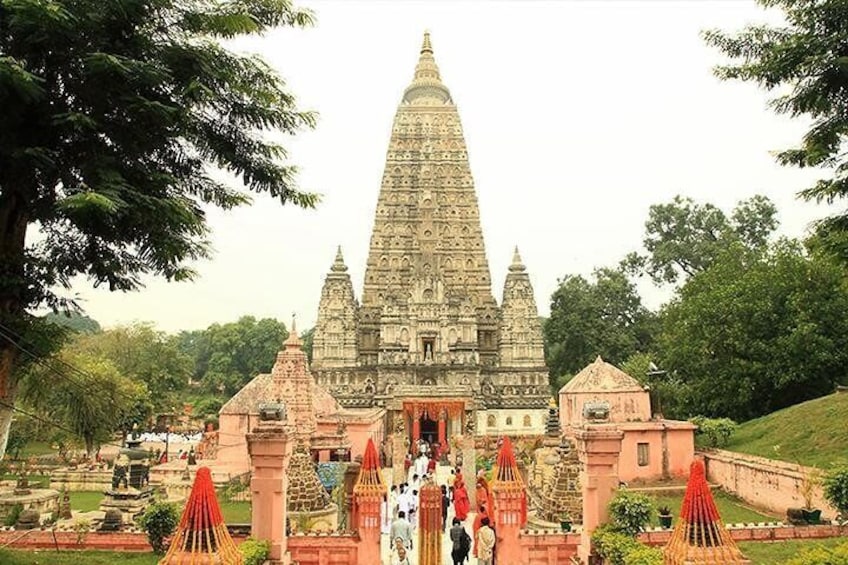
[657,240,848,421]
[0,0,316,457]
[705,1,848,263]
[72,323,191,410]
[624,195,778,284]
[544,268,655,383]
[19,349,144,456]
[44,312,101,334]
[180,316,287,396]
[300,326,315,363]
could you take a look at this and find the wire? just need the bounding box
[0,321,146,408]
[0,399,129,453]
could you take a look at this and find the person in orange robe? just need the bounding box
[453,469,471,521]
[472,504,489,557]
[476,473,494,518]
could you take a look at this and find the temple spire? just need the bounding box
[403,30,451,104]
[509,246,525,272]
[284,313,301,348]
[421,30,433,54]
[331,245,348,273]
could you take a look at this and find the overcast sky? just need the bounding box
[69,0,831,334]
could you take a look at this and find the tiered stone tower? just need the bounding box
[312,32,549,436]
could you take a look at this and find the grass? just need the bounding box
[0,474,50,488]
[0,549,160,565]
[647,490,776,526]
[69,491,103,513]
[738,537,848,564]
[219,500,251,523]
[725,392,848,468]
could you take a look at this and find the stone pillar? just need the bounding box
[492,485,524,564]
[247,419,293,565]
[460,436,477,510]
[574,426,623,564]
[392,433,407,485]
[437,410,447,448]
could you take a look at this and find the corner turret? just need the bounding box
[312,247,359,368]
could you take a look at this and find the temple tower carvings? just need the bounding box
[312,32,549,433]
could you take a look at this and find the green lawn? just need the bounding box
[69,491,103,512]
[647,490,776,526]
[725,392,848,469]
[739,537,848,564]
[0,549,160,565]
[219,500,251,523]
[0,474,50,488]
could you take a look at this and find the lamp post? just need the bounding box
[164,425,171,464]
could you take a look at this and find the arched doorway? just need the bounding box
[419,411,438,446]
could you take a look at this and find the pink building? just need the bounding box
[215,325,384,479]
[559,356,695,482]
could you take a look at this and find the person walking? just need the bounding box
[449,517,471,565]
[441,484,450,532]
[476,517,495,565]
[389,510,413,555]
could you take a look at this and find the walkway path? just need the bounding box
[379,464,477,565]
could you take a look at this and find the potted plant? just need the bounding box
[799,467,823,524]
[658,505,673,529]
[559,512,572,532]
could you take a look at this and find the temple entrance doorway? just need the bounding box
[419,413,438,446]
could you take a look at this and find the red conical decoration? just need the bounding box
[354,438,386,495]
[159,467,243,565]
[663,460,749,564]
[491,436,527,527]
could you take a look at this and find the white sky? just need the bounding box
[70,0,831,334]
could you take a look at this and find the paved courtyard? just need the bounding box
[379,465,479,565]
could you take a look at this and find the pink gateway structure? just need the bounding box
[559,356,696,482]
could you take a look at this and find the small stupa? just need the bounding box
[286,441,331,513]
[663,460,750,564]
[159,466,242,565]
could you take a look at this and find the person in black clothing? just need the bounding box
[441,484,450,531]
[449,517,470,565]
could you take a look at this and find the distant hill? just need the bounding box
[724,391,848,468]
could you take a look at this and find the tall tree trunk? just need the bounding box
[0,189,29,460]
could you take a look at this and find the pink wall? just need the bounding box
[335,417,383,461]
[287,533,360,564]
[702,449,837,517]
[616,423,695,482]
[216,413,252,471]
[560,390,651,427]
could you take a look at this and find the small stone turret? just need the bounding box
[312,247,359,369]
[498,247,546,367]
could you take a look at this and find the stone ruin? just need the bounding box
[536,437,583,524]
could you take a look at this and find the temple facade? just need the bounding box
[311,32,550,442]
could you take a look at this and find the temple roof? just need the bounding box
[559,356,646,394]
[220,372,342,418]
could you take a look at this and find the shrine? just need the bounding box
[310,32,551,452]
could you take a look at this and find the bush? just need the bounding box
[690,416,737,448]
[3,503,23,527]
[781,539,848,565]
[824,466,848,519]
[609,491,655,536]
[240,537,271,565]
[624,544,664,565]
[592,525,639,565]
[138,502,179,553]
